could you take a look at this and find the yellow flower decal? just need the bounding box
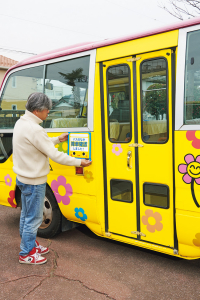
[84,171,94,183]
[193,233,200,247]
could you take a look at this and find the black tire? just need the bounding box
[37,184,62,238]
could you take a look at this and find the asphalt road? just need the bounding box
[0,205,200,300]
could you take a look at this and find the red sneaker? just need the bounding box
[19,247,47,264]
[35,240,49,255]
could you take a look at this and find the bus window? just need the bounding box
[107,64,131,142]
[0,66,44,129]
[184,30,200,124]
[45,56,90,129]
[141,58,168,143]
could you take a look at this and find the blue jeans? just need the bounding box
[16,178,46,256]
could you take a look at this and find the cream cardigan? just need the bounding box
[13,110,81,185]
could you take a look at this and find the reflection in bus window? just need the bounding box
[107,65,131,142]
[141,58,168,143]
[0,66,44,129]
[184,30,200,125]
[45,56,90,129]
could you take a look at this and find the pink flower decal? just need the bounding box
[4,174,12,186]
[8,190,17,208]
[186,131,200,149]
[51,176,73,205]
[178,154,200,185]
[112,144,123,156]
[142,209,163,233]
[84,171,94,183]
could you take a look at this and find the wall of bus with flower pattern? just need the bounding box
[177,131,200,208]
[4,174,17,208]
[51,175,88,223]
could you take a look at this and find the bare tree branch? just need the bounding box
[159,0,200,20]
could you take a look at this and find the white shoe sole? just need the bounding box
[19,259,47,265]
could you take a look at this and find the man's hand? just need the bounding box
[59,133,69,142]
[81,159,92,167]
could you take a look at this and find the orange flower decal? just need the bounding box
[84,171,94,183]
[142,209,163,233]
[193,233,200,247]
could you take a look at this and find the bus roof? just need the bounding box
[7,17,200,70]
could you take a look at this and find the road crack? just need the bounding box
[21,277,47,300]
[0,274,46,284]
[53,274,116,300]
[1,246,116,300]
[49,247,59,277]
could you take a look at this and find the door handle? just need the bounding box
[127,151,132,169]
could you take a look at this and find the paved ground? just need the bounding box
[1,205,200,300]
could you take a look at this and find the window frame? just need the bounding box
[175,24,200,131]
[106,63,132,143]
[143,182,169,209]
[0,49,96,133]
[140,56,169,144]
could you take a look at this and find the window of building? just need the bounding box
[141,58,168,143]
[12,76,16,88]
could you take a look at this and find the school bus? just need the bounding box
[2,17,200,259]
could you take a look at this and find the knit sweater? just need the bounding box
[13,110,81,185]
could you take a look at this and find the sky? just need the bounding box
[0,0,184,62]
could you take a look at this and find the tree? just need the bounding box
[144,83,167,120]
[160,0,200,20]
[59,68,85,107]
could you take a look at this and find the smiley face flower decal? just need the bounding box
[142,209,163,233]
[178,154,200,207]
[4,174,12,186]
[112,144,123,156]
[186,131,200,149]
[51,176,73,205]
[74,207,87,221]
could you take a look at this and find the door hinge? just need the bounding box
[131,231,146,237]
[127,57,141,62]
[129,143,144,148]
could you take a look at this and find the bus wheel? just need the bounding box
[37,185,62,238]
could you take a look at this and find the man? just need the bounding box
[13,92,92,265]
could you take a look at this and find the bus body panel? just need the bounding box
[175,130,200,257]
[96,30,179,63]
[2,21,200,259]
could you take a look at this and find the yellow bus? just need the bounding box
[1,17,200,259]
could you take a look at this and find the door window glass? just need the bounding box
[141,58,168,143]
[184,30,200,124]
[107,65,131,142]
[0,66,44,129]
[111,179,133,202]
[45,56,89,129]
[143,183,169,209]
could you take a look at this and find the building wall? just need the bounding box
[0,69,7,85]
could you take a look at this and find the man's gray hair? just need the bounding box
[26,93,52,112]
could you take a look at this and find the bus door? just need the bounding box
[136,49,174,248]
[102,57,137,238]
